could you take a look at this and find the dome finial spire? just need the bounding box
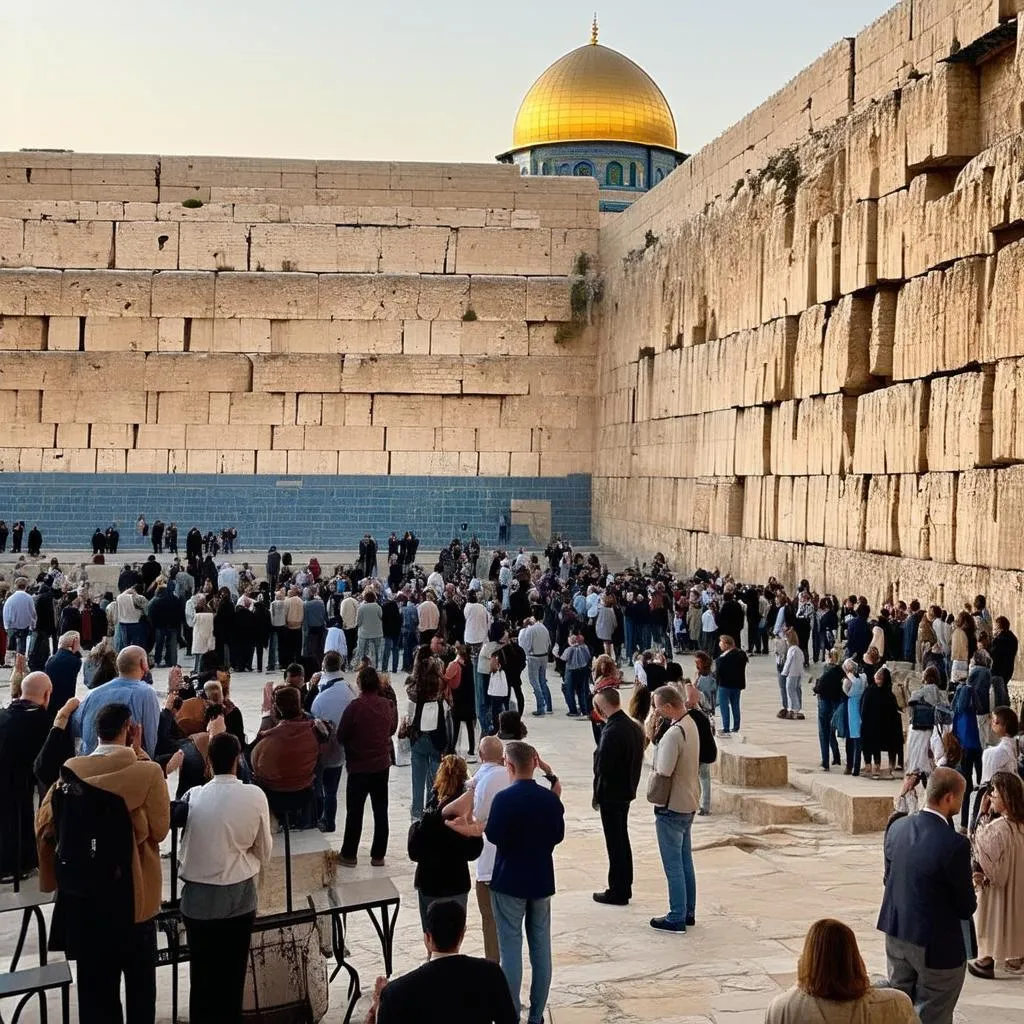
[590,12,598,44]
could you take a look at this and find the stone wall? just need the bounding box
[593,0,1024,621]
[0,156,599,543]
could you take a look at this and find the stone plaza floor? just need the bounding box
[2,651,1023,1023]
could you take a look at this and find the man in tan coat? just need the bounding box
[36,701,170,1024]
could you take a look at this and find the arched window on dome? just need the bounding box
[629,162,637,187]
[541,160,553,175]
[574,161,594,177]
[557,163,571,176]
[606,161,623,187]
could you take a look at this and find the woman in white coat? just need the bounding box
[190,594,215,674]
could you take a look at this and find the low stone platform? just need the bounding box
[790,770,898,834]
[712,785,817,826]
[712,741,789,788]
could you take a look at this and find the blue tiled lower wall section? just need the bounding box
[0,473,592,550]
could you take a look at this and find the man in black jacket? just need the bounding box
[370,899,516,1024]
[592,688,644,906]
[716,591,745,648]
[877,767,976,1024]
[990,616,1018,686]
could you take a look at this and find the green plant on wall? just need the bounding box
[556,251,604,343]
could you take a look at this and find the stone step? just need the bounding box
[711,739,789,788]
[789,769,898,834]
[711,784,815,826]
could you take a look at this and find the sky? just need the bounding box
[2,0,895,163]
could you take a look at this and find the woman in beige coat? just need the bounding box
[968,771,1024,978]
[766,918,916,1023]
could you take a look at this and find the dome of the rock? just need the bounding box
[497,20,685,213]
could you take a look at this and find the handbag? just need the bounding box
[487,669,509,698]
[645,722,682,806]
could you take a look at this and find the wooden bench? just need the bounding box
[307,877,400,1024]
[0,962,72,1024]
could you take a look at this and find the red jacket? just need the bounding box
[338,693,398,774]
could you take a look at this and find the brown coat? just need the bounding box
[251,718,321,792]
[36,747,170,923]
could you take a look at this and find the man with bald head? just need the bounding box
[72,645,161,758]
[442,735,510,963]
[0,671,52,881]
[878,767,976,1024]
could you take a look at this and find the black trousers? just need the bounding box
[599,800,633,900]
[76,919,157,1024]
[184,911,256,1024]
[341,769,390,861]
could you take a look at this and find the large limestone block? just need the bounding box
[84,315,159,352]
[157,318,186,351]
[385,426,436,451]
[371,394,443,427]
[306,425,383,451]
[870,287,898,376]
[250,224,339,273]
[91,423,133,449]
[822,294,874,394]
[176,222,249,271]
[734,406,771,476]
[466,276,527,321]
[0,218,24,267]
[866,475,901,555]
[228,393,287,425]
[807,773,896,833]
[390,450,477,475]
[317,273,419,320]
[987,240,1024,363]
[56,423,89,448]
[342,354,459,394]
[58,271,153,316]
[215,272,318,319]
[525,277,571,322]
[898,473,958,563]
[189,317,271,354]
[742,317,798,406]
[23,220,114,268]
[436,427,476,451]
[815,214,841,303]
[478,451,510,475]
[186,424,271,450]
[335,321,403,355]
[156,392,210,424]
[454,228,551,275]
[839,200,878,294]
[955,469,998,568]
[151,271,215,317]
[0,315,46,350]
[95,449,128,473]
[0,351,145,390]
[927,370,994,471]
[902,61,980,171]
[500,395,577,430]
[417,275,469,320]
[711,744,788,788]
[114,222,179,270]
[136,424,186,448]
[252,353,341,393]
[379,226,452,273]
[853,380,929,475]
[401,320,430,355]
[126,449,170,473]
[337,450,390,474]
[0,269,62,314]
[144,353,252,392]
[443,395,500,429]
[793,305,825,398]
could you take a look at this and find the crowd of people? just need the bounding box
[0,536,1022,1024]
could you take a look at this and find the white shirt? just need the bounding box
[981,736,1020,783]
[426,572,444,595]
[340,596,359,629]
[179,776,273,886]
[92,743,127,757]
[701,609,716,632]
[325,626,348,658]
[470,761,511,883]
[217,566,240,598]
[116,590,145,624]
[463,602,490,646]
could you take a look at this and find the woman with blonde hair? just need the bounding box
[766,918,916,1022]
[781,627,806,721]
[968,771,1024,978]
[407,754,482,930]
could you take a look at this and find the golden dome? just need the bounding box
[511,29,677,151]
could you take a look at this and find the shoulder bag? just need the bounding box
[646,721,683,806]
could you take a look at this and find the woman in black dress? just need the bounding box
[858,665,903,780]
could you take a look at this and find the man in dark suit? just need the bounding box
[877,767,977,1024]
[369,899,516,1024]
[592,687,644,906]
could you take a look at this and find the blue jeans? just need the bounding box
[786,675,803,712]
[698,763,711,814]
[410,735,441,819]
[816,697,841,769]
[318,765,343,831]
[354,635,381,668]
[718,686,741,732]
[562,667,591,715]
[267,630,279,671]
[491,891,552,1024]
[624,618,637,659]
[153,627,178,667]
[777,669,788,710]
[527,655,552,713]
[401,629,418,671]
[654,808,696,925]
[382,636,400,673]
[474,669,493,735]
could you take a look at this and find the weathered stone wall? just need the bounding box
[0,156,598,480]
[594,0,1024,620]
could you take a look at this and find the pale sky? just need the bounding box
[3,0,893,162]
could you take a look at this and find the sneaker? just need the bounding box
[592,891,629,906]
[530,710,547,717]
[686,915,695,927]
[370,857,386,867]
[466,755,479,764]
[697,808,710,816]
[794,712,805,720]
[338,856,358,867]
[650,916,686,933]
[776,709,789,719]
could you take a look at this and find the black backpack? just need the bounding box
[688,708,718,765]
[49,766,135,953]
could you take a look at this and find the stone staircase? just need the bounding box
[711,740,896,833]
